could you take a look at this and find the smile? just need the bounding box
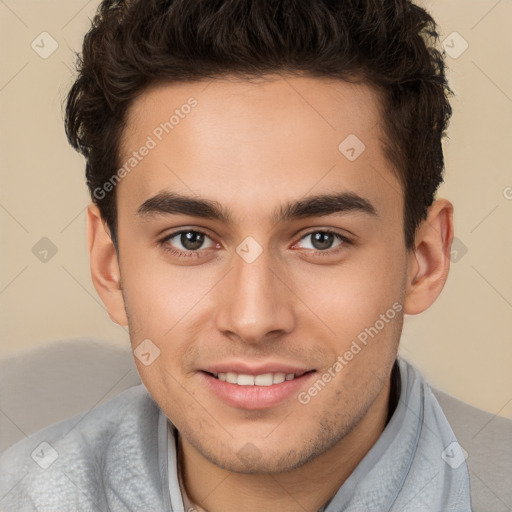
[201,370,316,409]
[211,371,303,386]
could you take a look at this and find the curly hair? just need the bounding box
[65,0,453,251]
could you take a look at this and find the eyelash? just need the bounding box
[158,229,352,259]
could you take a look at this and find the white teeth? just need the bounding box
[215,372,298,386]
[237,374,255,386]
[226,372,238,384]
[273,373,286,384]
[254,373,273,386]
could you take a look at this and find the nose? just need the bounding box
[214,247,296,345]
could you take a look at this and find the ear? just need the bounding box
[404,198,454,315]
[87,203,128,326]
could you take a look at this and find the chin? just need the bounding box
[204,450,306,474]
[191,433,330,475]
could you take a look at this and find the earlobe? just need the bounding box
[87,204,129,326]
[404,199,454,315]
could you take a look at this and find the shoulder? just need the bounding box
[397,358,512,512]
[432,388,512,512]
[0,384,161,510]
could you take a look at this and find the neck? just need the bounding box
[177,378,392,512]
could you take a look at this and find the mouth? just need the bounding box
[204,370,312,386]
[200,369,317,410]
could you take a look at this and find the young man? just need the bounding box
[0,0,473,510]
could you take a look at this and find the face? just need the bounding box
[113,75,410,473]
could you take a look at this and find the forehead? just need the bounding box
[117,74,401,221]
[122,74,383,146]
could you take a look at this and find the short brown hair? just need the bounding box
[65,0,453,251]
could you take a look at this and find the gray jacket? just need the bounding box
[0,358,472,511]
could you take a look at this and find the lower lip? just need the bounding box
[200,371,316,410]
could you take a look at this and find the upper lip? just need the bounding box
[202,361,314,377]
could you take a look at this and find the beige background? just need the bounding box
[1,1,511,419]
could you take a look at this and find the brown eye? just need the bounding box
[296,231,348,252]
[178,231,206,251]
[160,229,216,256]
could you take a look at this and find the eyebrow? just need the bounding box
[136,191,377,224]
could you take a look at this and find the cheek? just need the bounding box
[293,243,406,333]
[119,226,407,350]
[120,256,220,373]
[120,249,208,323]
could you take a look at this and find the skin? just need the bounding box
[87,74,453,512]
